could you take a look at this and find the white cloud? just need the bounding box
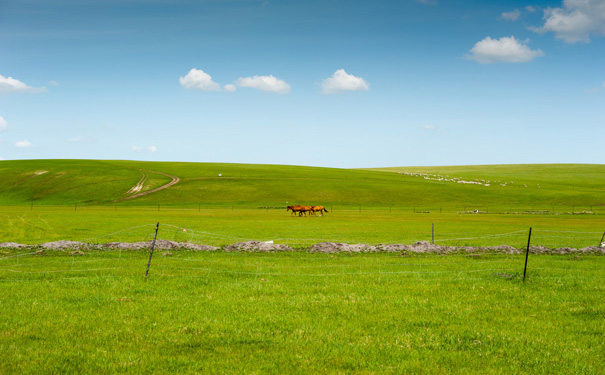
[48,81,59,86]
[422,124,436,130]
[179,68,221,91]
[0,117,7,131]
[224,84,237,92]
[526,5,537,13]
[15,140,32,148]
[533,0,605,43]
[235,75,291,94]
[466,36,544,63]
[131,146,143,152]
[0,74,46,93]
[321,69,369,94]
[501,9,521,21]
[148,145,157,152]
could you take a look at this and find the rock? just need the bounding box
[41,241,87,250]
[102,240,219,251]
[0,242,29,248]
[224,241,293,252]
[308,242,377,253]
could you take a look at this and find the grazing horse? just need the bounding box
[286,205,313,216]
[287,205,303,216]
[310,206,329,216]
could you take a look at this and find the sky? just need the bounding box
[0,0,604,168]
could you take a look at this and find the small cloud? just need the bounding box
[525,5,536,13]
[500,9,521,21]
[235,75,291,94]
[179,68,221,91]
[466,36,544,63]
[321,69,369,94]
[0,116,7,131]
[262,1,269,6]
[131,146,143,152]
[0,74,46,93]
[15,140,32,148]
[421,124,436,130]
[48,81,59,86]
[148,145,157,152]
[224,84,237,92]
[532,0,605,43]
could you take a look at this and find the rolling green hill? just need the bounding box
[0,159,603,209]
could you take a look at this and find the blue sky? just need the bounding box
[1,0,604,167]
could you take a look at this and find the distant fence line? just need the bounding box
[7,203,603,215]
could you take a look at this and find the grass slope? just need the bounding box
[1,251,604,374]
[1,160,604,210]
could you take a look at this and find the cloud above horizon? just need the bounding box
[235,75,291,94]
[466,36,544,63]
[501,9,521,21]
[0,117,7,131]
[533,0,605,43]
[179,68,221,91]
[15,140,32,148]
[321,69,369,94]
[0,74,45,93]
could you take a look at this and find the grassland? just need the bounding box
[1,160,604,210]
[1,250,603,374]
[0,160,603,248]
[1,160,603,374]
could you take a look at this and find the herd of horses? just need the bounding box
[286,205,329,217]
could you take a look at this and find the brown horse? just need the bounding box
[310,206,328,216]
[287,205,313,216]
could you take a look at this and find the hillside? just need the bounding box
[0,160,603,209]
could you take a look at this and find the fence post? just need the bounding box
[145,222,160,281]
[523,227,532,282]
[599,231,605,247]
[431,223,434,244]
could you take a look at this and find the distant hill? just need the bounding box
[0,160,603,208]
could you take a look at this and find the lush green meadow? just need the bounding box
[1,160,604,374]
[1,205,603,249]
[1,250,603,374]
[0,160,603,248]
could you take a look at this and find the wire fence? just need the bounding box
[2,222,602,250]
[0,249,603,284]
[7,203,604,215]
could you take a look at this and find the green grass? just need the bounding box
[1,160,604,210]
[1,160,603,248]
[1,206,603,248]
[1,250,603,374]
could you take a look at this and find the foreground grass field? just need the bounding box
[1,250,603,374]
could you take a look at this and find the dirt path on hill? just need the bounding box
[114,169,180,202]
